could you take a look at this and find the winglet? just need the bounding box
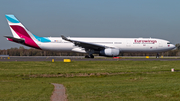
[61,35,73,42]
[61,35,67,40]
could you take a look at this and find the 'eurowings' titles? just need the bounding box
[134,39,157,44]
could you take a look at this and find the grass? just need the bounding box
[1,61,179,75]
[0,61,180,100]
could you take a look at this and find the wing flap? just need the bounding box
[61,35,106,50]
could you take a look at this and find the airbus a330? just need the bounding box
[4,15,175,58]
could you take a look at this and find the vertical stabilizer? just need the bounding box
[5,15,41,49]
[6,15,22,38]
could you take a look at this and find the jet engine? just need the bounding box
[99,48,120,57]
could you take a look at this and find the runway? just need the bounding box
[1,56,180,61]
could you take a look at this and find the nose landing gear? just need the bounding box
[85,54,94,58]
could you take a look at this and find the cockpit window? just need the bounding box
[167,42,171,44]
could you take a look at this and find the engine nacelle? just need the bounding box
[99,48,120,57]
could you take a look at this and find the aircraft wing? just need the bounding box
[4,36,25,43]
[61,35,106,50]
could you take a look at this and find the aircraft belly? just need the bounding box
[39,43,73,51]
[121,47,171,53]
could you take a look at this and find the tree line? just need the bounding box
[0,46,86,56]
[0,44,180,56]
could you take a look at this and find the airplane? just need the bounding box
[4,14,175,58]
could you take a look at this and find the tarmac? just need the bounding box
[0,56,180,61]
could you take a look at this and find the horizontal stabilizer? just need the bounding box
[4,36,25,43]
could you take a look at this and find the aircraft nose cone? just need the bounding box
[171,44,176,49]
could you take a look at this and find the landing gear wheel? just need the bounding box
[85,54,94,58]
[90,54,94,58]
[85,55,90,58]
[156,53,160,58]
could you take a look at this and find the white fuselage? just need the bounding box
[35,37,175,53]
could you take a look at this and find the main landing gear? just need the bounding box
[85,54,94,58]
[156,53,160,58]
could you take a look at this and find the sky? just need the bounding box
[0,0,180,49]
